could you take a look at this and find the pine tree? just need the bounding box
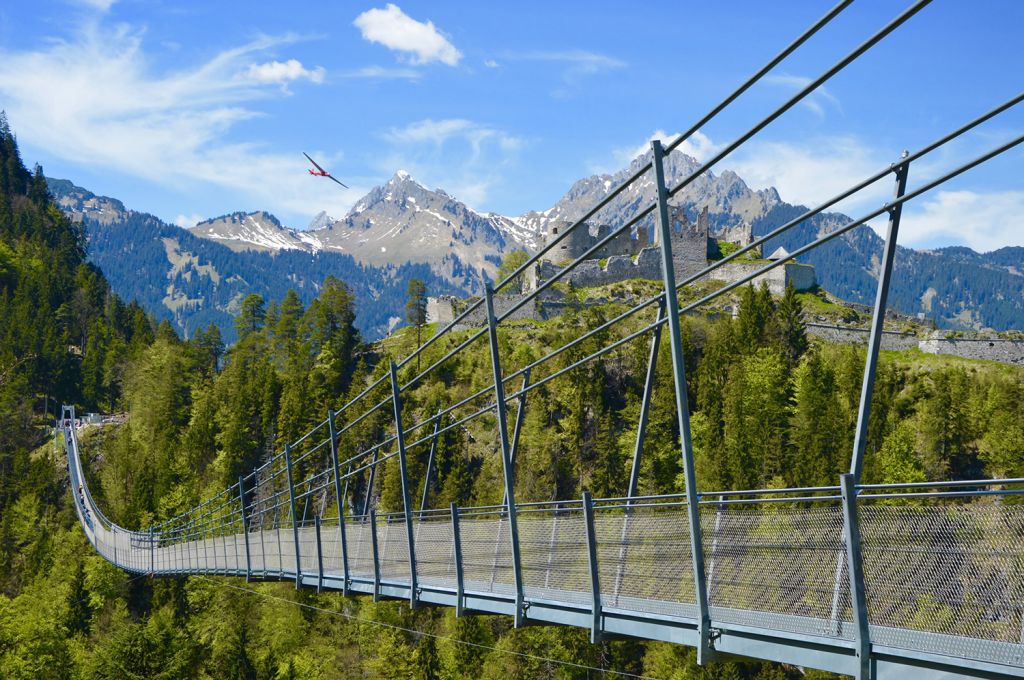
[768,283,808,368]
[235,294,266,340]
[406,277,427,366]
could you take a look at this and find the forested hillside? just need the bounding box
[4,112,1024,678]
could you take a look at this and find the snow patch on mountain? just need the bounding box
[189,211,313,254]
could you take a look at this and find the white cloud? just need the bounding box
[507,50,624,96]
[764,73,842,119]
[343,65,420,79]
[617,129,722,165]
[379,118,524,207]
[0,22,362,223]
[484,59,499,69]
[385,118,523,155]
[518,50,625,74]
[74,0,117,11]
[728,136,892,213]
[353,4,461,66]
[174,213,204,228]
[900,190,1024,251]
[246,59,325,87]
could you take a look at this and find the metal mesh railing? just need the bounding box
[701,501,852,639]
[378,515,411,583]
[458,512,517,597]
[860,501,1024,666]
[64,415,1024,670]
[594,505,697,618]
[414,513,457,588]
[519,507,591,606]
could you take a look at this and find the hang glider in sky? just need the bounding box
[303,153,348,188]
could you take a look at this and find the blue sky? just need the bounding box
[0,0,1022,251]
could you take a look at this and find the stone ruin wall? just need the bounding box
[426,301,1024,366]
[919,334,1024,364]
[804,323,919,351]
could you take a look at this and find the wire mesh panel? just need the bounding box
[458,514,516,596]
[279,525,298,576]
[700,501,851,638]
[249,527,267,574]
[264,529,284,575]
[297,523,318,578]
[346,519,375,582]
[594,505,697,619]
[520,509,591,605]
[860,501,1024,666]
[319,518,343,578]
[415,515,457,589]
[225,533,240,572]
[378,515,411,583]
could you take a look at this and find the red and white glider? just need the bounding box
[304,152,348,188]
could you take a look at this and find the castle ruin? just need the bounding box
[524,205,814,296]
[429,203,817,326]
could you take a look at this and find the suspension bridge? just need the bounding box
[62,1,1024,677]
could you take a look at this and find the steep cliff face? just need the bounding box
[307,171,531,291]
[517,149,781,235]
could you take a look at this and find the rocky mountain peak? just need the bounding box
[307,210,336,231]
[311,171,532,290]
[189,211,321,254]
[516,148,773,235]
[45,178,128,225]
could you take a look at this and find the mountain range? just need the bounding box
[187,170,535,291]
[47,179,463,343]
[48,148,1024,342]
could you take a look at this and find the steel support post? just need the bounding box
[275,503,284,579]
[483,282,526,627]
[509,368,531,471]
[707,495,724,600]
[204,510,212,573]
[149,527,154,575]
[582,491,602,643]
[841,474,872,679]
[327,410,351,595]
[651,139,713,662]
[389,361,419,608]
[284,444,302,589]
[341,465,351,592]
[451,502,465,617]
[362,451,377,517]
[500,369,532,507]
[221,513,229,574]
[257,485,267,578]
[370,508,381,602]
[850,158,909,482]
[239,475,252,581]
[315,515,324,593]
[232,509,241,574]
[420,410,443,513]
[628,299,666,499]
